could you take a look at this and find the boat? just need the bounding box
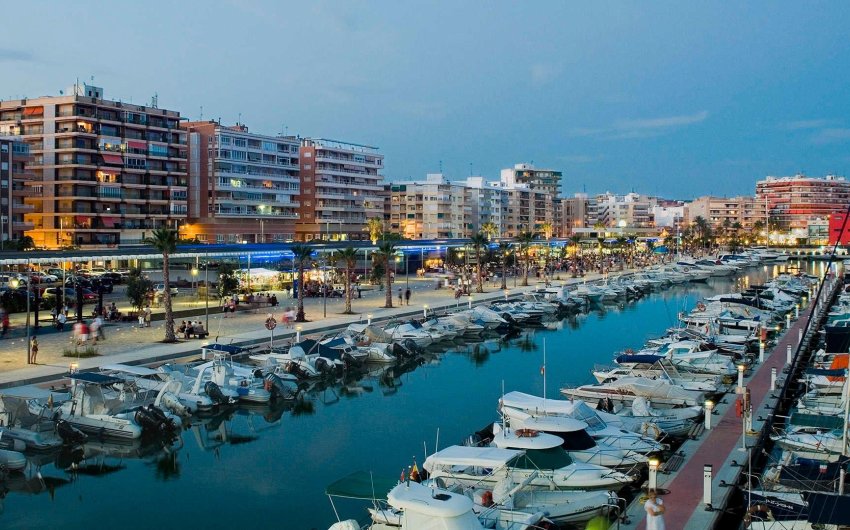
[560,376,705,408]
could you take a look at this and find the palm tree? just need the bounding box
[470,232,489,293]
[374,233,403,308]
[480,221,498,241]
[291,244,314,322]
[540,221,554,241]
[143,228,178,342]
[335,247,358,314]
[497,242,511,289]
[516,231,535,286]
[365,217,383,245]
[752,220,765,245]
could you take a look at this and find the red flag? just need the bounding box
[540,366,545,375]
[400,469,405,482]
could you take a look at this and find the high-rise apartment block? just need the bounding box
[500,163,562,198]
[0,137,33,243]
[297,139,384,241]
[491,181,555,238]
[179,121,300,243]
[756,174,850,230]
[561,193,596,234]
[388,174,471,239]
[595,192,656,228]
[0,83,188,248]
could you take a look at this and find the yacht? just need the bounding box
[560,376,705,408]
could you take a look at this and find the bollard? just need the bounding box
[648,458,659,490]
[704,464,713,510]
[467,295,473,309]
[759,341,765,363]
[795,304,799,319]
[737,364,745,392]
[798,328,803,345]
[504,289,509,301]
[705,400,713,430]
[423,305,428,318]
[786,344,792,365]
[786,313,791,329]
[296,325,302,342]
[771,367,777,390]
[367,313,373,325]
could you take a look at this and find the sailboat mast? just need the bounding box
[543,338,547,401]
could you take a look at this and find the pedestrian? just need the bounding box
[221,299,230,318]
[144,304,152,327]
[94,314,105,341]
[29,336,38,364]
[0,308,8,338]
[57,311,67,331]
[645,489,666,530]
[357,285,362,299]
[398,288,403,305]
[405,288,411,305]
[50,306,58,324]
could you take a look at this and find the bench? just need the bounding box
[182,328,209,339]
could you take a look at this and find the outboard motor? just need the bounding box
[56,419,87,445]
[265,373,296,400]
[314,357,333,375]
[134,406,162,434]
[144,404,179,434]
[204,381,229,405]
[402,339,425,356]
[160,392,190,418]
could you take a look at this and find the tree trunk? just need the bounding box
[521,248,529,286]
[344,264,352,314]
[163,253,176,342]
[500,254,507,290]
[384,259,393,308]
[476,248,483,293]
[296,263,306,321]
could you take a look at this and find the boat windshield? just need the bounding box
[553,429,596,451]
[570,402,607,432]
[509,447,573,470]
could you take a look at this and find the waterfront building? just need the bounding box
[0,137,34,244]
[297,138,384,241]
[686,195,759,230]
[595,192,656,228]
[500,163,562,198]
[463,176,504,236]
[756,174,850,231]
[388,174,471,239]
[561,193,596,235]
[491,181,554,238]
[179,121,300,244]
[651,201,687,228]
[0,83,188,248]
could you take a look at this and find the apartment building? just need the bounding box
[297,138,383,241]
[651,201,687,228]
[492,181,554,238]
[0,137,34,243]
[687,195,759,230]
[756,174,850,230]
[560,193,596,234]
[595,192,656,228]
[500,163,562,198]
[464,176,503,236]
[388,174,471,239]
[0,83,188,248]
[179,121,299,244]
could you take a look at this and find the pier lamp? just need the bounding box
[10,279,18,288]
[759,341,765,363]
[704,400,714,430]
[191,268,199,297]
[467,294,473,309]
[295,325,302,342]
[737,364,745,391]
[775,324,780,333]
[795,303,800,319]
[504,289,510,301]
[69,362,79,374]
[367,313,373,325]
[648,458,660,490]
[423,305,428,318]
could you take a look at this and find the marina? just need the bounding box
[0,254,829,529]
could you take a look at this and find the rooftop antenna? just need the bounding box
[439,160,442,173]
[469,162,473,176]
[151,92,158,109]
[237,112,242,126]
[199,105,204,121]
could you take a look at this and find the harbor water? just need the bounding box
[0,262,826,530]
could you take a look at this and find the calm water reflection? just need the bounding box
[0,262,822,530]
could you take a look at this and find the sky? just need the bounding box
[1,1,849,198]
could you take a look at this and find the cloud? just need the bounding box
[0,48,37,63]
[529,63,561,86]
[782,119,833,130]
[811,128,850,144]
[569,111,709,140]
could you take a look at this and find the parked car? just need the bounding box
[89,268,108,276]
[90,277,114,293]
[153,284,179,297]
[0,274,20,289]
[45,268,66,278]
[100,271,123,283]
[29,271,59,283]
[65,276,93,289]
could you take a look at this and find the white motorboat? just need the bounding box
[593,355,723,393]
[423,445,635,491]
[561,376,705,408]
[499,391,665,454]
[0,447,27,471]
[601,396,703,438]
[383,322,435,347]
[102,363,216,413]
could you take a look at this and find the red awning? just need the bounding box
[100,217,118,228]
[22,106,43,116]
[101,154,124,165]
[75,216,91,224]
[127,140,147,150]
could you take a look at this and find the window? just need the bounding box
[303,152,312,158]
[219,136,232,145]
[234,138,247,147]
[262,141,276,152]
[232,151,247,160]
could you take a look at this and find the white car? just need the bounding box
[154,284,179,297]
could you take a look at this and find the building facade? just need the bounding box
[756,175,850,231]
[179,121,299,244]
[687,195,759,230]
[0,83,188,248]
[492,182,554,238]
[595,192,656,228]
[500,163,562,198]
[297,138,384,241]
[560,193,596,235]
[0,137,34,244]
[388,174,471,239]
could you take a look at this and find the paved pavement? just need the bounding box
[0,271,609,388]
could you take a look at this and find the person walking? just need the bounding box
[404,288,411,306]
[29,336,38,364]
[398,288,403,306]
[57,311,67,331]
[645,489,666,530]
[143,304,152,327]
[0,308,9,338]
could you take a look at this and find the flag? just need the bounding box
[411,462,420,482]
[400,468,405,482]
[540,366,545,376]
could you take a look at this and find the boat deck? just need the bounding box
[624,285,828,529]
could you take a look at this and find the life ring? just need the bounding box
[641,422,662,440]
[263,379,272,392]
[515,428,539,438]
[743,503,772,525]
[625,348,635,354]
[696,302,706,312]
[481,490,494,507]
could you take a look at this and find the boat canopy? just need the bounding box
[789,412,845,431]
[0,385,70,400]
[69,372,123,385]
[616,354,665,365]
[805,492,850,525]
[513,447,575,470]
[325,471,398,500]
[501,390,577,416]
[388,482,475,518]
[202,344,246,355]
[805,368,847,377]
[423,446,520,472]
[101,364,159,377]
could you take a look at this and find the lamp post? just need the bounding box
[705,400,714,430]
[192,267,199,302]
[204,259,209,330]
[648,458,659,491]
